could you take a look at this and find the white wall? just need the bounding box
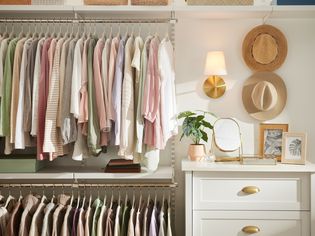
[174,17,315,235]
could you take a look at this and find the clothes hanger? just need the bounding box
[154,21,159,38]
[154,188,157,207]
[109,24,113,39]
[41,185,47,204]
[18,22,25,39]
[146,192,150,209]
[93,20,97,38]
[164,24,169,41]
[76,190,81,210]
[26,23,32,38]
[101,23,106,40]
[32,23,39,39]
[138,22,141,38]
[65,20,70,38]
[124,24,129,38]
[116,23,121,38]
[18,186,23,202]
[51,185,56,203]
[132,189,135,209]
[118,187,121,207]
[109,188,114,210]
[70,21,75,38]
[69,187,74,207]
[124,190,128,208]
[9,22,15,39]
[162,189,165,211]
[88,187,92,208]
[81,189,86,210]
[137,189,142,213]
[0,190,3,202]
[56,19,63,39]
[3,21,9,38]
[103,190,107,207]
[4,188,15,209]
[45,21,50,38]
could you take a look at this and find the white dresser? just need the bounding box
[182,159,315,236]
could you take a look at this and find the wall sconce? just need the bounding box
[203,51,227,99]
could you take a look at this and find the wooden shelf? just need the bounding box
[174,5,315,19]
[0,5,315,19]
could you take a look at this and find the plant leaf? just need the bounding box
[177,111,196,119]
[201,120,213,129]
[200,130,208,142]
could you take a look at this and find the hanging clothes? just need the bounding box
[0,27,177,164]
[10,37,27,146]
[60,37,78,145]
[101,36,112,132]
[24,38,39,137]
[1,191,172,236]
[119,35,135,159]
[37,37,52,160]
[87,38,101,156]
[43,37,66,160]
[158,38,178,148]
[112,36,125,146]
[15,37,33,149]
[30,37,45,137]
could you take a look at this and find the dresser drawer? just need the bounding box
[193,172,309,210]
[193,211,310,236]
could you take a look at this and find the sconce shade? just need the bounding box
[204,51,227,76]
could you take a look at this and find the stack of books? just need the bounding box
[104,159,141,173]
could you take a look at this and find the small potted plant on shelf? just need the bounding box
[177,110,215,161]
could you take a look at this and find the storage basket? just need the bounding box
[84,0,128,5]
[131,0,168,5]
[0,0,31,4]
[186,0,253,5]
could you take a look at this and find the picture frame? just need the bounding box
[281,132,307,165]
[259,123,289,161]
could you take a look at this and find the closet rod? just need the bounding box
[0,18,177,24]
[0,183,178,188]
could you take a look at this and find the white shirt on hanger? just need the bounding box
[158,38,178,148]
[70,37,84,119]
[119,35,135,159]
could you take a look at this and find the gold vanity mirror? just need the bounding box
[212,118,243,161]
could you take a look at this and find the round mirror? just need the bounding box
[213,118,241,152]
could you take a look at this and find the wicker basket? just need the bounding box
[84,0,128,5]
[186,0,253,5]
[131,0,168,5]
[0,0,31,4]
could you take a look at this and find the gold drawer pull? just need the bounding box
[242,186,260,194]
[242,226,260,234]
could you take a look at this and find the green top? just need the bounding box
[91,197,103,236]
[0,38,18,136]
[87,38,101,155]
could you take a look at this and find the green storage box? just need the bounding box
[0,155,47,173]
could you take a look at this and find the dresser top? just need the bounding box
[182,159,315,173]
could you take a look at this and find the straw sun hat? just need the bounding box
[242,72,287,121]
[242,24,288,71]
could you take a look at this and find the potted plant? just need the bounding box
[177,110,215,161]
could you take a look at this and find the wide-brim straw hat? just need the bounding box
[242,24,288,72]
[242,72,287,121]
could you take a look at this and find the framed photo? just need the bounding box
[281,132,307,165]
[259,123,289,161]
